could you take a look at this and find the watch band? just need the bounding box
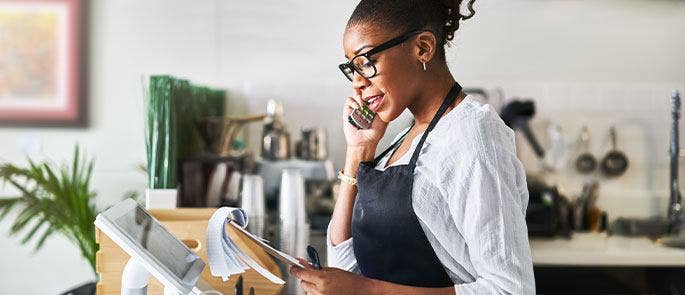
[337,170,357,186]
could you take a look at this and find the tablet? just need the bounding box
[94,199,205,294]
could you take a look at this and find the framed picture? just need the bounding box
[0,0,87,127]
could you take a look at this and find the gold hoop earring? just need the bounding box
[422,62,427,71]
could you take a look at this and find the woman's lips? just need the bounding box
[365,95,384,112]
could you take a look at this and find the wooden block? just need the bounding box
[95,208,284,295]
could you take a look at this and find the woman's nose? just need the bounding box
[352,71,370,91]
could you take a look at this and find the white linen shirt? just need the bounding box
[327,97,536,294]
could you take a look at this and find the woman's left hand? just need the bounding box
[290,258,374,295]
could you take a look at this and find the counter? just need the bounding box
[531,233,685,267]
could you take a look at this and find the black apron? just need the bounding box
[351,82,462,287]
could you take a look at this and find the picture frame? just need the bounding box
[0,0,88,127]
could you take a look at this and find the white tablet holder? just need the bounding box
[120,257,220,295]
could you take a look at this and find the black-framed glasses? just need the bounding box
[338,30,430,82]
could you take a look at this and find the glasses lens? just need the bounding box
[339,64,354,81]
[352,55,375,78]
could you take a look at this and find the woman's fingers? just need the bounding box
[346,97,360,110]
[290,266,322,284]
[343,97,359,119]
[351,93,364,107]
[300,280,322,295]
[296,257,315,270]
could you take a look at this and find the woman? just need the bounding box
[290,0,535,294]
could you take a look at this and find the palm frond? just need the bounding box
[34,226,55,252]
[0,197,20,220]
[0,146,100,275]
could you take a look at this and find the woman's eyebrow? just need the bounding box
[345,45,374,60]
[354,45,373,55]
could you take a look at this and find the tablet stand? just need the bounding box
[121,257,218,295]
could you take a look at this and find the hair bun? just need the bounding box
[442,0,476,44]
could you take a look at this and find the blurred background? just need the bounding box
[0,0,684,294]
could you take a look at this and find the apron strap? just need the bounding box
[372,122,414,166]
[408,82,462,169]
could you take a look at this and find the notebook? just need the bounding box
[206,207,304,285]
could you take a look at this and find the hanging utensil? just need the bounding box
[600,127,629,178]
[575,126,597,174]
[500,99,545,158]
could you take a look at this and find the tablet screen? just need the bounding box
[114,205,200,279]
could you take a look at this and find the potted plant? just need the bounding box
[0,146,134,294]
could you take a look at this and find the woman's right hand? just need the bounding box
[342,95,388,150]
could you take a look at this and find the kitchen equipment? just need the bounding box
[582,182,606,232]
[178,114,265,208]
[256,158,335,208]
[575,126,597,174]
[195,114,267,158]
[600,126,629,178]
[606,91,684,240]
[609,217,669,238]
[261,100,291,160]
[668,90,682,234]
[572,182,600,231]
[542,124,569,172]
[295,127,329,161]
[525,175,572,238]
[179,156,246,207]
[500,99,545,158]
[241,175,267,237]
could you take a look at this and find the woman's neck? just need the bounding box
[407,68,461,126]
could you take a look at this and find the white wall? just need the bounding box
[0,0,683,293]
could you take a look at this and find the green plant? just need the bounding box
[0,146,99,274]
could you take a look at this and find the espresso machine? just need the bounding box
[255,100,336,229]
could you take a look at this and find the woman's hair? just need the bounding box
[347,0,476,61]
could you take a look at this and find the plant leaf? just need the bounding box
[21,218,47,244]
[33,226,54,252]
[0,199,19,221]
[0,145,99,277]
[10,205,38,236]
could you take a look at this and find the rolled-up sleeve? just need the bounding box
[447,153,535,294]
[326,222,360,273]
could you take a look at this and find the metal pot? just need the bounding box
[600,127,629,178]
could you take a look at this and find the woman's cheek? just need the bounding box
[376,103,401,123]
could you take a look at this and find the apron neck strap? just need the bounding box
[408,82,463,169]
[372,122,414,166]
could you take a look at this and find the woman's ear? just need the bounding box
[413,31,438,64]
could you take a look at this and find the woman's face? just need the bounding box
[343,23,422,123]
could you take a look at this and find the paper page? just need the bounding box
[206,207,293,285]
[206,207,247,280]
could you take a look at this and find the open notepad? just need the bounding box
[205,207,304,285]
